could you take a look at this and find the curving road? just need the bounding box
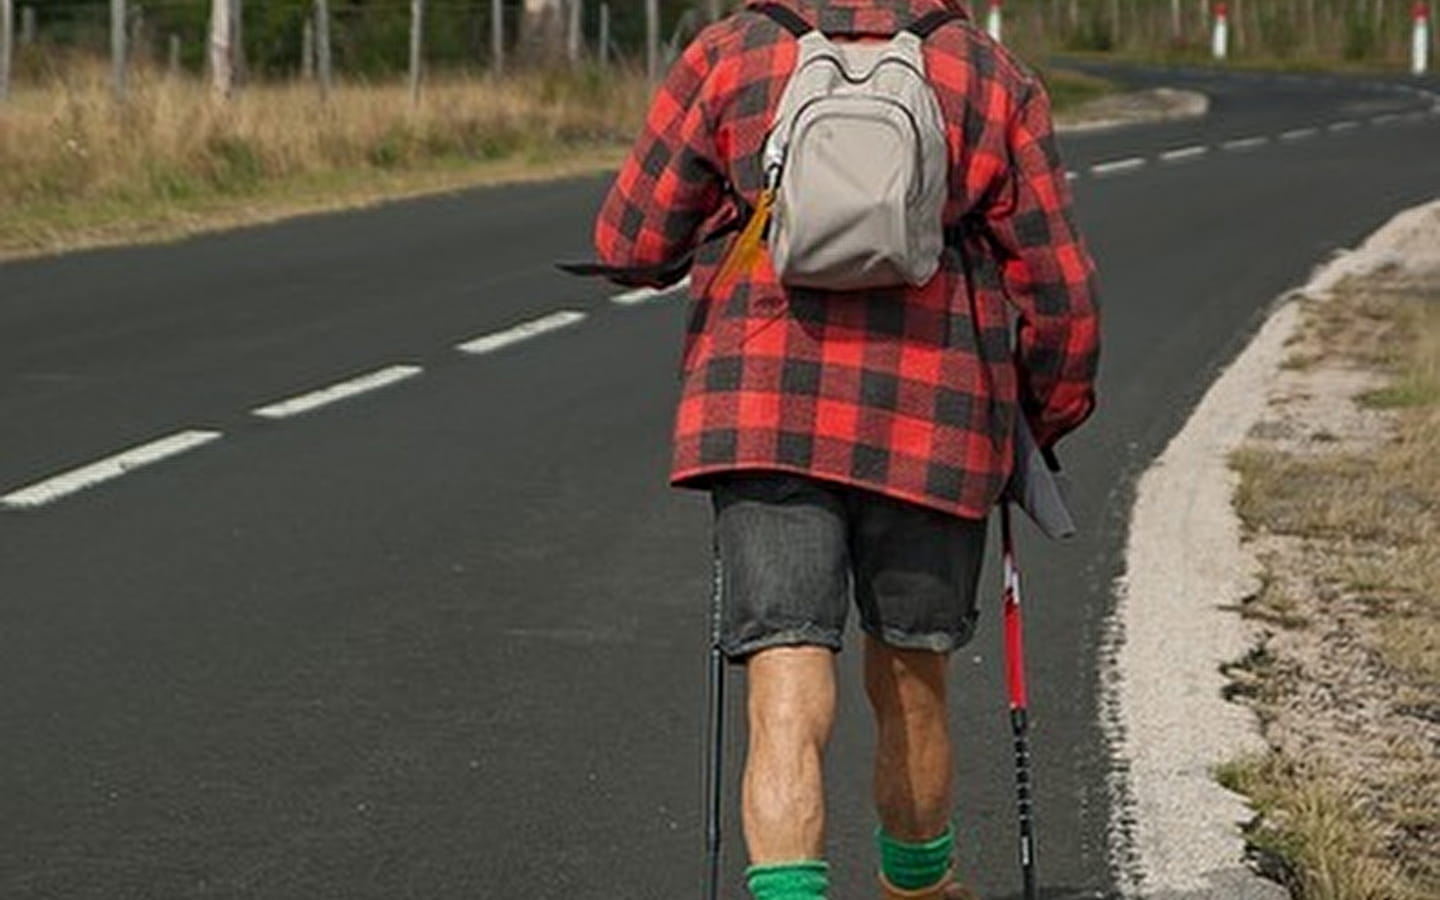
[1,65,1437,899]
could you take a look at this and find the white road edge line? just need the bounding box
[1091,157,1147,176]
[1159,145,1209,163]
[1064,169,1080,182]
[612,276,692,306]
[1280,127,1319,141]
[1328,119,1360,131]
[1221,136,1269,151]
[252,364,423,420]
[456,310,587,356]
[1,430,223,510]
[1372,113,1404,125]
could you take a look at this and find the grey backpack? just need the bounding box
[756,4,957,291]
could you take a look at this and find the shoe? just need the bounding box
[878,866,979,900]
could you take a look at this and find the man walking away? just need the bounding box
[591,1,1100,897]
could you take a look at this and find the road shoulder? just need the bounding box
[1105,199,1440,899]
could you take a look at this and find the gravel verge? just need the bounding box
[1104,199,1440,899]
[1057,88,1210,133]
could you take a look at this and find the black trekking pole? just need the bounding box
[703,549,726,900]
[1000,503,1039,900]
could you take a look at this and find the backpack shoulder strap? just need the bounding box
[906,9,963,38]
[749,3,813,37]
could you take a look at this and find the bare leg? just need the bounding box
[863,634,953,841]
[742,645,838,863]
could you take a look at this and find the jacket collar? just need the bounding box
[743,0,971,36]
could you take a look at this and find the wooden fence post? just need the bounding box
[1,0,12,103]
[111,0,126,100]
[491,0,503,74]
[599,1,609,66]
[209,0,231,98]
[315,0,332,98]
[646,0,659,81]
[567,0,581,64]
[409,0,424,104]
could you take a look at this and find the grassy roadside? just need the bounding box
[1040,66,1117,111]
[0,146,630,259]
[1220,268,1440,899]
[0,62,651,261]
[0,63,1112,262]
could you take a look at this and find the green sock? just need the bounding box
[744,860,829,900]
[877,823,955,890]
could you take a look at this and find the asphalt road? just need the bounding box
[1,66,1437,900]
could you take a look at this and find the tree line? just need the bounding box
[7,0,710,77]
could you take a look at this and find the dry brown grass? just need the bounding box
[1217,753,1428,900]
[1233,558,1312,629]
[0,60,651,256]
[1235,285,1440,687]
[1225,273,1440,898]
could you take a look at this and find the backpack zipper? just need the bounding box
[779,93,928,199]
[797,51,929,88]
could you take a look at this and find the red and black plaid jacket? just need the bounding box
[594,0,1099,519]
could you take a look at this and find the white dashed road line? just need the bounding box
[1159,145,1209,163]
[1,430,223,510]
[612,276,692,305]
[252,364,423,420]
[456,310,587,355]
[1222,136,1270,151]
[1091,157,1147,177]
[15,75,1435,511]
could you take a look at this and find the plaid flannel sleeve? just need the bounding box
[984,82,1101,449]
[593,34,725,287]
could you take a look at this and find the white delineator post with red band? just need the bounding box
[1212,2,1229,60]
[986,0,1002,43]
[1414,2,1430,76]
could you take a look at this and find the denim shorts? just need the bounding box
[710,472,987,662]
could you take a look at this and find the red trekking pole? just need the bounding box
[1000,503,1038,900]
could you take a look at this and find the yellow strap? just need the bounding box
[714,188,774,288]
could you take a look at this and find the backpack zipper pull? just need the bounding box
[763,159,783,192]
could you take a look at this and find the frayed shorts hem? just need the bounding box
[721,622,977,664]
[860,620,978,655]
[721,626,843,665]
